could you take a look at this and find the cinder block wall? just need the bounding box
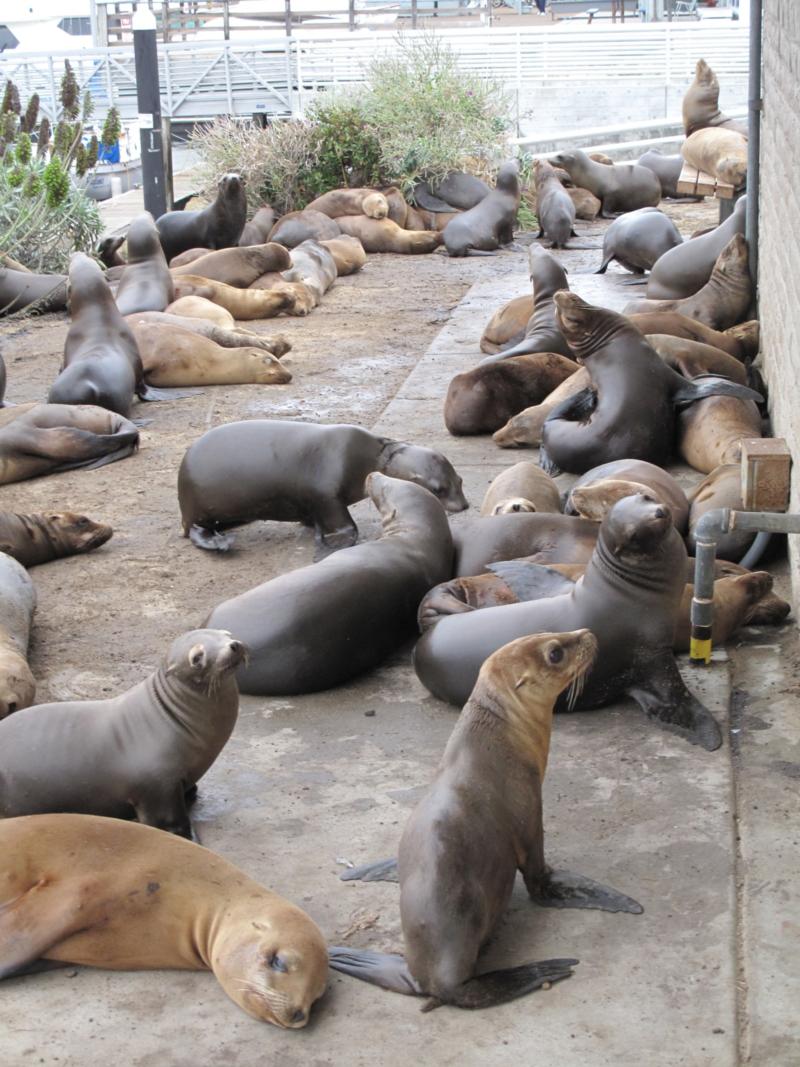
[759,0,800,602]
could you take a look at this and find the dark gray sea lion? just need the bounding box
[156,173,247,262]
[453,512,598,578]
[97,235,127,268]
[549,150,660,217]
[563,459,689,534]
[238,206,277,246]
[0,267,67,315]
[115,212,175,315]
[178,420,467,552]
[0,550,36,717]
[206,473,454,695]
[442,161,520,257]
[412,171,490,212]
[0,511,112,567]
[636,151,693,200]
[268,210,342,248]
[533,158,577,248]
[595,208,682,275]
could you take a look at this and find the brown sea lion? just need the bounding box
[206,473,454,695]
[682,59,749,138]
[319,235,367,275]
[492,367,591,448]
[238,205,277,247]
[533,158,576,249]
[480,462,561,516]
[480,294,535,354]
[269,210,342,248]
[563,459,689,533]
[443,352,578,436]
[549,150,660,217]
[157,173,248,262]
[0,511,112,566]
[335,216,443,254]
[0,813,328,1027]
[595,208,683,275]
[0,267,67,315]
[132,322,291,387]
[330,630,641,1008]
[169,247,211,268]
[171,242,291,286]
[443,161,520,256]
[0,629,245,837]
[170,275,295,320]
[126,310,291,357]
[567,185,602,220]
[676,395,762,473]
[645,334,748,385]
[686,463,758,560]
[681,128,748,190]
[115,212,175,315]
[627,311,756,361]
[452,512,598,578]
[305,188,389,219]
[0,349,5,406]
[179,421,467,552]
[0,551,36,718]
[0,402,139,485]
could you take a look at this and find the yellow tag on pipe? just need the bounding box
[690,637,712,664]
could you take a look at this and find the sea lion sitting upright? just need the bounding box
[157,173,247,262]
[532,158,576,249]
[595,208,682,275]
[0,511,112,566]
[682,59,748,138]
[0,629,246,837]
[414,494,723,750]
[238,205,277,246]
[115,212,175,315]
[442,161,520,257]
[0,551,36,718]
[549,150,660,217]
[206,473,454,695]
[179,420,467,552]
[0,813,328,1028]
[330,630,642,1009]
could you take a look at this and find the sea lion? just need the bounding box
[169,247,211,268]
[0,551,36,718]
[171,242,291,286]
[480,294,535,354]
[412,171,490,212]
[442,161,520,256]
[0,267,67,315]
[48,254,148,417]
[0,511,112,567]
[645,196,746,300]
[157,173,248,262]
[335,216,442,254]
[319,235,367,276]
[452,512,598,578]
[492,367,591,448]
[532,158,576,249]
[115,212,175,315]
[480,462,561,516]
[567,185,602,220]
[269,210,342,248]
[279,239,337,306]
[97,234,127,268]
[0,629,245,836]
[247,275,316,316]
[443,352,578,436]
[165,294,237,326]
[126,310,291,357]
[305,188,389,219]
[636,151,692,200]
[549,150,660,217]
[681,128,748,190]
[627,312,756,361]
[677,393,762,474]
[686,464,757,562]
[414,494,723,749]
[179,420,467,552]
[563,459,689,533]
[540,292,761,475]
[132,322,291,387]
[170,275,295,320]
[329,630,641,1009]
[206,473,454,695]
[682,59,749,138]
[0,349,5,406]
[595,208,682,275]
[645,334,748,385]
[238,205,277,247]
[480,245,573,363]
[0,813,328,1027]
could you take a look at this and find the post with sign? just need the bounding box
[132,6,168,218]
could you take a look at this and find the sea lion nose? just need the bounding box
[653,507,667,519]
[290,1008,306,1025]
[229,640,243,655]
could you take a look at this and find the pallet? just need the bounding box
[676,162,735,200]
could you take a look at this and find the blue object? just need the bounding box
[98,141,120,164]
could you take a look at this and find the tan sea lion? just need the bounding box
[563,459,690,533]
[480,294,535,354]
[493,367,590,448]
[132,322,291,386]
[480,462,561,516]
[171,242,291,286]
[0,813,328,1027]
[168,247,210,268]
[115,212,175,316]
[305,188,389,219]
[646,334,748,385]
[279,239,337,307]
[335,216,443,254]
[0,511,112,567]
[319,235,367,275]
[685,463,757,561]
[126,310,291,357]
[157,173,248,262]
[628,311,756,361]
[681,127,748,190]
[165,294,237,326]
[567,185,602,220]
[171,275,295,320]
[682,59,749,138]
[0,551,36,718]
[676,396,762,473]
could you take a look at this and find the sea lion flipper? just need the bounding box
[538,446,562,477]
[328,946,423,995]
[445,959,578,1009]
[487,561,575,601]
[544,386,597,425]
[671,375,764,409]
[313,505,358,557]
[132,782,193,838]
[627,656,723,751]
[0,881,92,980]
[138,384,203,402]
[531,868,643,914]
[339,857,399,882]
[189,524,233,552]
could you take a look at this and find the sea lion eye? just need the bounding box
[268,953,288,973]
[189,644,207,669]
[548,647,564,665]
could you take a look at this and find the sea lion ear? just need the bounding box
[188,643,207,670]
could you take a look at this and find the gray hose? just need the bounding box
[739,530,772,571]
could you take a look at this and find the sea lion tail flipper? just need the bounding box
[328,947,423,995]
[138,384,204,402]
[446,959,578,1010]
[339,857,399,882]
[531,869,643,914]
[627,658,723,751]
[594,256,611,274]
[189,524,234,552]
[538,446,562,477]
[671,375,764,408]
[487,560,576,601]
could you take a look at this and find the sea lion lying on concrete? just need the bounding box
[442,161,520,256]
[480,462,561,516]
[480,294,534,354]
[627,311,757,361]
[126,310,291,356]
[549,150,660,217]
[171,275,295,319]
[677,395,763,474]
[157,173,247,262]
[595,208,682,275]
[171,242,291,286]
[115,212,174,315]
[305,188,389,219]
[0,511,112,567]
[682,59,748,138]
[563,459,689,533]
[269,210,342,248]
[492,366,591,449]
[681,128,748,190]
[533,158,576,249]
[646,334,748,385]
[0,267,67,315]
[319,235,367,275]
[453,512,598,578]
[0,551,36,718]
[335,216,443,254]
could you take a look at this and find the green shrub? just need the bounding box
[303,95,382,197]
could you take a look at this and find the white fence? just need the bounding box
[0,22,748,127]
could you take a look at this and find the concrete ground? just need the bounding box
[0,199,797,1065]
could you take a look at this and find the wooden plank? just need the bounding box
[677,162,735,200]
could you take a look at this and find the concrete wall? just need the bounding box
[759,0,800,599]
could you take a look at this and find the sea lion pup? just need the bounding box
[442,160,520,257]
[0,267,68,315]
[179,420,467,552]
[549,149,660,217]
[677,393,762,474]
[0,551,36,718]
[444,352,578,435]
[48,254,150,417]
[0,629,246,835]
[480,245,573,364]
[0,511,112,566]
[412,171,490,212]
[206,473,454,695]
[305,188,389,219]
[563,459,689,533]
[115,212,175,315]
[646,334,748,385]
[330,630,642,1010]
[335,216,443,254]
[170,275,295,320]
[627,311,756,361]
[645,195,746,301]
[0,813,328,1028]
[681,127,748,191]
[0,403,139,485]
[452,512,598,578]
[493,367,591,449]
[132,322,291,387]
[682,59,749,138]
[238,205,276,246]
[481,462,561,516]
[539,292,761,476]
[269,209,342,248]
[127,310,291,357]
[319,235,366,275]
[623,235,752,331]
[171,242,291,286]
[533,158,576,248]
[156,173,248,262]
[595,208,683,275]
[414,494,723,750]
[97,234,127,268]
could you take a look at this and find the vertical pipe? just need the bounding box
[745,0,762,312]
[132,7,168,219]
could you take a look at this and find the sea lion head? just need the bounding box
[219,172,245,196]
[601,493,674,558]
[739,573,791,625]
[549,150,585,174]
[165,628,248,690]
[125,212,162,261]
[42,512,114,554]
[0,650,36,719]
[67,252,107,308]
[553,290,619,359]
[495,160,520,195]
[362,192,389,219]
[491,497,537,515]
[569,480,656,523]
[715,234,749,280]
[493,409,541,448]
[695,58,718,89]
[380,442,468,512]
[97,234,126,267]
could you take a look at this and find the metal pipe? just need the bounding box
[745,0,762,311]
[739,530,771,571]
